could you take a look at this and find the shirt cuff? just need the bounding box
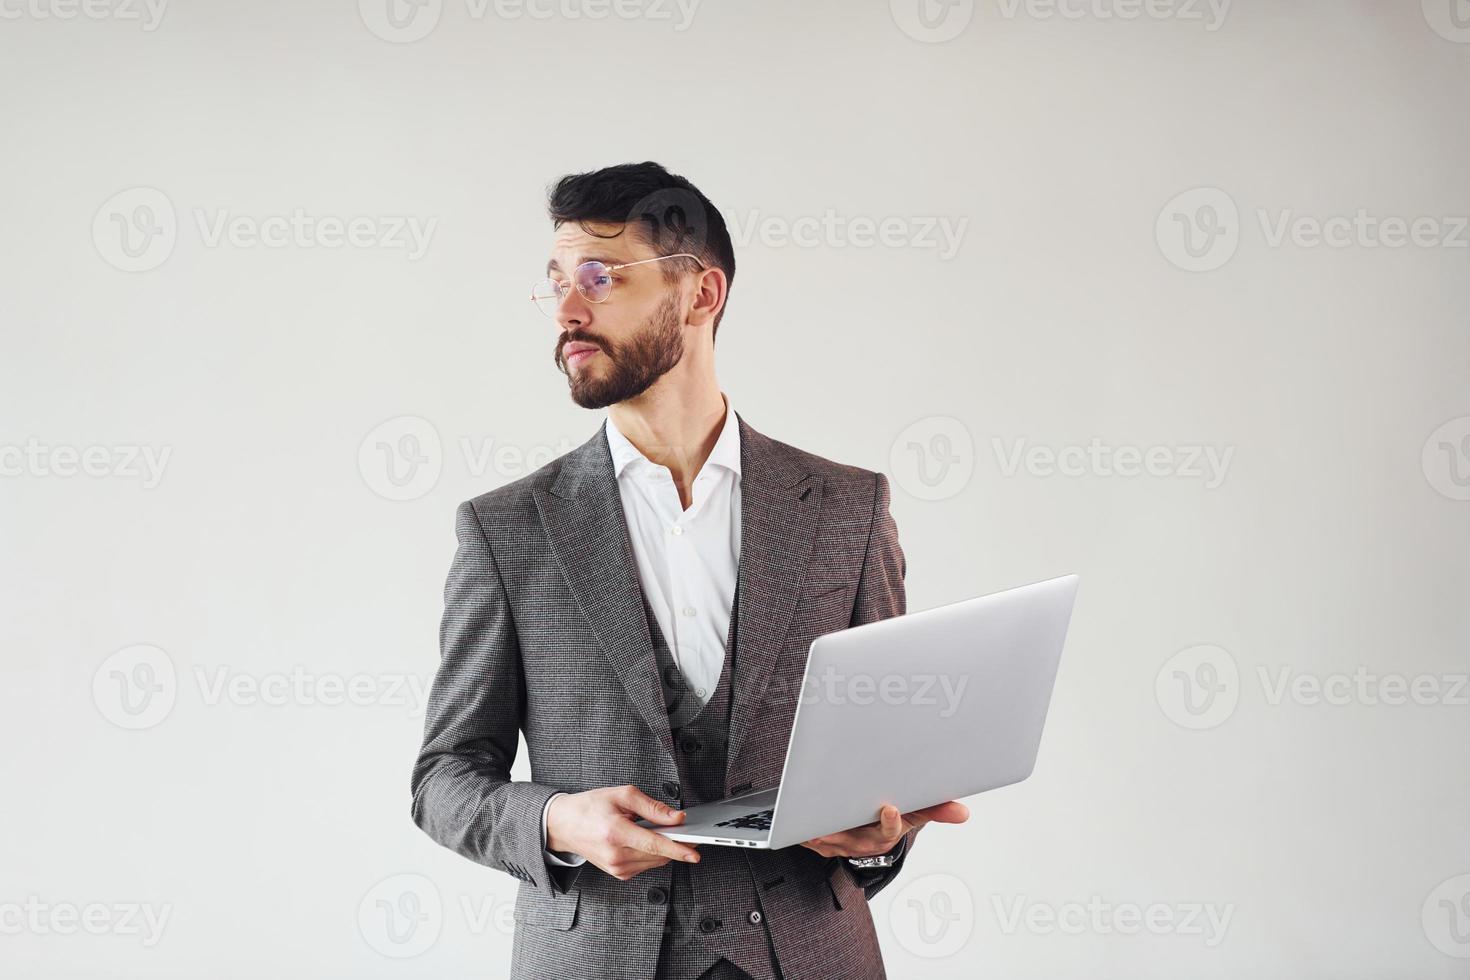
[541,791,589,867]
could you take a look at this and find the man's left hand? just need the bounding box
[800,800,970,859]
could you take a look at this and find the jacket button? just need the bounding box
[699,916,721,934]
[748,910,762,925]
[646,886,668,906]
[662,780,681,799]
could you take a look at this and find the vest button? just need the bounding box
[662,780,681,799]
[678,735,701,754]
[646,886,668,906]
[699,916,721,934]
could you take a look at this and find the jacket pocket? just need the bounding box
[513,882,580,930]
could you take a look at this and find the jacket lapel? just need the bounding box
[533,410,823,775]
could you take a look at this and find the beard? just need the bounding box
[556,293,685,410]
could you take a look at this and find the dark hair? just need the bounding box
[546,161,736,339]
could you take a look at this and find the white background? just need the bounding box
[2,0,1469,976]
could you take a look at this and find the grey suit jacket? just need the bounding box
[410,410,917,979]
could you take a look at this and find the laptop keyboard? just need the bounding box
[714,808,774,831]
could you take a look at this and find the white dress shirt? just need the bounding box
[542,392,742,865]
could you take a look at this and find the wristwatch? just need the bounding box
[846,853,898,869]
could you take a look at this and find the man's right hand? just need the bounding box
[545,785,701,880]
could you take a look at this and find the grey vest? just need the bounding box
[642,578,784,980]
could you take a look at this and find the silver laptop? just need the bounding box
[636,573,1079,849]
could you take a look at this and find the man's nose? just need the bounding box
[556,287,591,330]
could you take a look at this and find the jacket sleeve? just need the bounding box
[841,471,918,901]
[410,499,578,895]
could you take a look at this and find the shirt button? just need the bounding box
[682,606,696,617]
[748,910,763,925]
[695,687,707,697]
[671,526,684,536]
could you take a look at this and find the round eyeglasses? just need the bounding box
[530,253,705,318]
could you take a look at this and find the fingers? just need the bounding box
[619,823,701,865]
[616,785,687,826]
[878,804,904,839]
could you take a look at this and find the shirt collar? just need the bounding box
[606,392,742,483]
